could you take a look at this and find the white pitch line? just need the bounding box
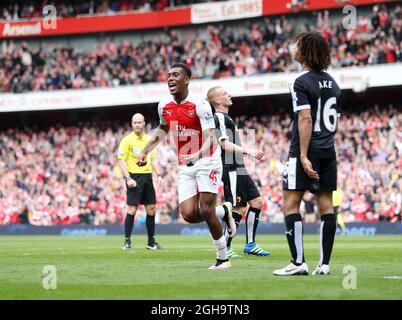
[383,276,402,280]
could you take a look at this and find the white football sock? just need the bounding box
[213,236,228,260]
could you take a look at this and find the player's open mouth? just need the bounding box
[168,83,177,90]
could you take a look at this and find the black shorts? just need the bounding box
[222,167,261,207]
[282,155,337,193]
[127,173,156,206]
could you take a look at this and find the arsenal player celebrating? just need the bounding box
[137,63,236,269]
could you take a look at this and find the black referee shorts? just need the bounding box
[126,173,156,206]
[222,167,261,207]
[282,154,337,193]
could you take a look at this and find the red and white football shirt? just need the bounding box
[158,93,220,165]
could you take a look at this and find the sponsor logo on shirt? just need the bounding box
[174,125,200,137]
[203,112,213,121]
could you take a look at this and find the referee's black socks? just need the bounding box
[124,213,135,241]
[285,213,305,266]
[319,214,336,266]
[146,215,156,245]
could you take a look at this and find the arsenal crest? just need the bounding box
[188,109,195,118]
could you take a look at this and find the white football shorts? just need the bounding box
[178,157,222,204]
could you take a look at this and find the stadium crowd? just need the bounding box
[1,4,402,93]
[0,104,400,226]
[0,0,215,20]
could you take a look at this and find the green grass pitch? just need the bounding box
[0,235,401,299]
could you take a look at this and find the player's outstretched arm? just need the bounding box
[220,139,264,160]
[137,124,169,166]
[298,109,319,181]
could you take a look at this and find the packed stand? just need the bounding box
[0,122,180,226]
[0,0,218,20]
[1,4,402,93]
[0,104,400,225]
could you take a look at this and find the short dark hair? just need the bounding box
[294,31,331,71]
[170,62,192,78]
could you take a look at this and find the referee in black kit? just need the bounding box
[118,113,164,250]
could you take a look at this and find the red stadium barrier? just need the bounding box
[0,8,191,38]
